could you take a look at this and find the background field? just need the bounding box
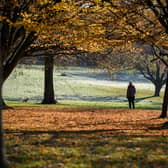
[3,64,164,109]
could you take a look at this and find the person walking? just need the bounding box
[126,81,136,109]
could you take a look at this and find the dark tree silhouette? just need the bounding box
[136,54,167,97]
[42,56,57,104]
[0,1,62,166]
[160,72,168,118]
[0,56,9,168]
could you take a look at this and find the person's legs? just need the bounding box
[128,97,135,109]
[128,98,132,109]
[131,97,135,109]
[132,101,135,109]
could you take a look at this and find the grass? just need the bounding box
[6,97,163,110]
[4,64,164,110]
[5,133,168,168]
[3,64,164,107]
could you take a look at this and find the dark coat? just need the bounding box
[127,85,136,98]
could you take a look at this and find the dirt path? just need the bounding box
[3,107,168,136]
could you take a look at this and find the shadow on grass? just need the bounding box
[5,95,156,104]
[6,129,168,168]
[135,96,155,103]
[148,122,168,130]
[5,95,128,102]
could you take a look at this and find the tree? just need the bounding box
[95,44,138,80]
[160,71,168,118]
[0,55,9,168]
[0,1,37,166]
[0,1,37,107]
[151,45,168,117]
[135,53,167,96]
[0,0,64,166]
[42,56,56,104]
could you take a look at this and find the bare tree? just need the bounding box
[152,45,168,118]
[136,53,167,96]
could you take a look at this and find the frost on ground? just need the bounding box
[3,66,162,102]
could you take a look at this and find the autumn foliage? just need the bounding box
[4,107,168,136]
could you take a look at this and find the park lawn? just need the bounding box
[6,96,163,110]
[4,107,168,168]
[6,133,168,168]
[3,65,164,104]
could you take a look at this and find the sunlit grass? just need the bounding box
[6,99,162,110]
[4,64,163,110]
[3,65,164,107]
[6,133,168,168]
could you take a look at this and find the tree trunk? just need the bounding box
[42,57,57,104]
[0,60,9,168]
[160,73,168,118]
[154,84,162,97]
